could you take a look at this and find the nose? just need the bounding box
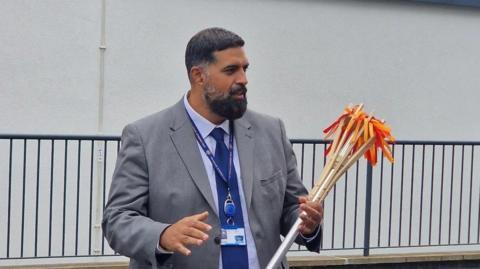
[236,69,248,86]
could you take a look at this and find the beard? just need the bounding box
[204,83,248,120]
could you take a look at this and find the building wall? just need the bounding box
[1,0,480,266]
[1,0,479,140]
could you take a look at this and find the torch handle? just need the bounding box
[266,131,377,268]
[265,218,302,269]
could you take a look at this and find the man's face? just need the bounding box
[202,47,249,120]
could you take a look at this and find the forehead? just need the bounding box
[212,47,249,67]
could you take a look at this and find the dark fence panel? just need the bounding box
[0,135,120,259]
[289,140,480,255]
[0,134,479,260]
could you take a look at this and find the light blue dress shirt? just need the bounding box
[183,94,261,269]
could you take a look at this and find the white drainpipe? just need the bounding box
[94,0,107,255]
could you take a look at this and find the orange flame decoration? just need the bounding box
[323,104,395,166]
[265,104,396,269]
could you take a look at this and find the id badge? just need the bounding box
[220,226,246,246]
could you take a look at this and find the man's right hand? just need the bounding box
[159,211,212,256]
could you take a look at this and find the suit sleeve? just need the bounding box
[102,124,172,266]
[278,119,322,252]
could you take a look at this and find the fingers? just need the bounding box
[298,196,308,204]
[298,211,317,234]
[168,234,202,256]
[191,215,212,232]
[181,234,204,247]
[300,203,322,223]
[185,212,212,241]
[298,196,324,235]
[175,243,192,256]
[160,211,211,256]
[298,223,314,235]
[194,211,209,221]
[183,225,209,241]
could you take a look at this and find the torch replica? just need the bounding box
[266,104,395,269]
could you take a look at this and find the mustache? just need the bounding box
[229,85,247,95]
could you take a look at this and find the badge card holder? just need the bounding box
[220,193,246,246]
[221,226,246,246]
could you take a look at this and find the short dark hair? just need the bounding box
[185,27,244,77]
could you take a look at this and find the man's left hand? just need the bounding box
[298,196,324,236]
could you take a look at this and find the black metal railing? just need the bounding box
[0,134,120,260]
[0,134,479,260]
[290,139,480,255]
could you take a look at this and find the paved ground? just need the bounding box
[3,251,480,268]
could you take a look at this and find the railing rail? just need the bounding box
[1,134,479,260]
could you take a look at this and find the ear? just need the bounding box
[190,66,206,86]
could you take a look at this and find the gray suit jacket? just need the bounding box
[102,99,321,269]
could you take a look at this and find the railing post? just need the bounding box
[93,142,105,254]
[363,163,373,256]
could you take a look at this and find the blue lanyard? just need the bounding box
[185,111,239,224]
[185,111,235,190]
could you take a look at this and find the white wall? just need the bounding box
[0,0,100,134]
[1,1,480,265]
[1,0,479,140]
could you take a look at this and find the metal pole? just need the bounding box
[266,218,302,269]
[363,163,373,256]
[267,169,337,268]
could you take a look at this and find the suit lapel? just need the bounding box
[169,101,218,216]
[234,117,254,210]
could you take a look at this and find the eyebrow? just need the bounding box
[222,63,250,71]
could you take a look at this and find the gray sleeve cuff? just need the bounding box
[156,242,174,254]
[156,224,174,254]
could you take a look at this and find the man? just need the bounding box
[103,27,323,269]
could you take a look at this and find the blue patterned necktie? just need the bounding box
[210,127,249,269]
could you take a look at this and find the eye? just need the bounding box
[224,67,236,75]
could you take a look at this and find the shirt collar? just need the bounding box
[183,92,230,140]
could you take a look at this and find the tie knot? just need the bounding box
[210,128,225,142]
